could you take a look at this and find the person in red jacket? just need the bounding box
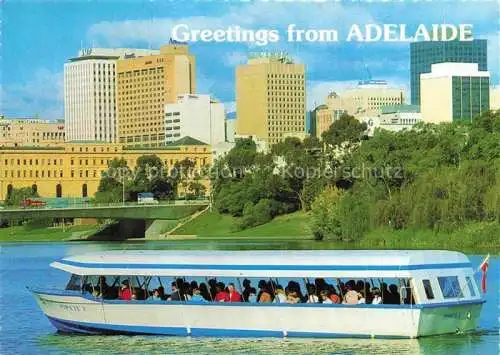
[227,283,242,302]
[119,280,132,301]
[214,282,229,302]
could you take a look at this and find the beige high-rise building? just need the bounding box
[0,116,65,147]
[236,56,306,146]
[116,43,196,147]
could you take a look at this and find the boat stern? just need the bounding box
[417,300,484,337]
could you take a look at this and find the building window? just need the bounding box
[82,184,88,198]
[56,184,62,198]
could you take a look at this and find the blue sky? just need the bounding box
[1,0,499,119]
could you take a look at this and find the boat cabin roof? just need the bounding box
[51,250,472,278]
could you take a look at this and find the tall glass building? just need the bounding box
[410,40,487,106]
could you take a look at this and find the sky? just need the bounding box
[1,0,499,119]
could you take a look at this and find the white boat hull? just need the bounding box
[32,289,483,338]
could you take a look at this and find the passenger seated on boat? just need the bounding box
[215,282,229,302]
[257,280,273,303]
[247,287,257,303]
[286,280,305,302]
[190,288,207,302]
[314,278,328,294]
[327,287,341,304]
[227,283,242,302]
[380,282,391,304]
[273,285,287,303]
[156,286,166,300]
[371,288,382,304]
[320,290,333,304]
[118,280,132,301]
[358,290,366,304]
[285,290,301,304]
[388,284,401,304]
[342,282,360,305]
[151,289,162,300]
[242,279,253,302]
[306,284,319,303]
[199,283,212,301]
[168,282,182,301]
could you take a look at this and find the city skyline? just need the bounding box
[2,1,499,119]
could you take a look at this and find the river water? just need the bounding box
[0,240,498,354]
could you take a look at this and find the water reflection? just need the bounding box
[36,334,423,355]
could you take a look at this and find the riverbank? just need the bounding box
[0,223,102,242]
[172,211,500,253]
[1,211,498,253]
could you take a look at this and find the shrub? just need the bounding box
[310,187,344,241]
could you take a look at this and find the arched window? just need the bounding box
[82,184,88,198]
[56,184,62,198]
[32,184,38,194]
[6,184,13,199]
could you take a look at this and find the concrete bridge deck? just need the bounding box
[0,201,208,220]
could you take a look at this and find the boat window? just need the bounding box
[65,274,82,291]
[422,279,434,299]
[438,276,463,299]
[465,276,476,297]
[94,275,412,306]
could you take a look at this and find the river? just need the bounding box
[0,240,498,354]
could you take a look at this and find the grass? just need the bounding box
[0,223,102,242]
[359,222,500,252]
[172,211,312,239]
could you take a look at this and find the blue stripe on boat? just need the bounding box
[45,316,411,339]
[57,259,471,271]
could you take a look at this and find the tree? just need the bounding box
[321,113,367,148]
[310,187,344,241]
[95,158,130,203]
[171,158,196,199]
[5,187,39,206]
[226,138,257,178]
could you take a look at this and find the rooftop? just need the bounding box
[51,250,471,277]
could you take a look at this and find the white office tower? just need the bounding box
[164,94,225,145]
[64,48,159,142]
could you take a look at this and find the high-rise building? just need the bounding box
[310,105,331,138]
[236,55,306,146]
[64,48,159,143]
[0,116,65,147]
[421,63,490,123]
[410,39,487,106]
[116,44,196,148]
[164,94,225,146]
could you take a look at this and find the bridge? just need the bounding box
[0,201,208,220]
[0,201,209,239]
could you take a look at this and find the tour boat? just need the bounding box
[30,250,484,338]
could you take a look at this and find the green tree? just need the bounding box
[310,186,344,241]
[5,187,39,206]
[226,138,257,178]
[95,158,130,203]
[321,113,367,148]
